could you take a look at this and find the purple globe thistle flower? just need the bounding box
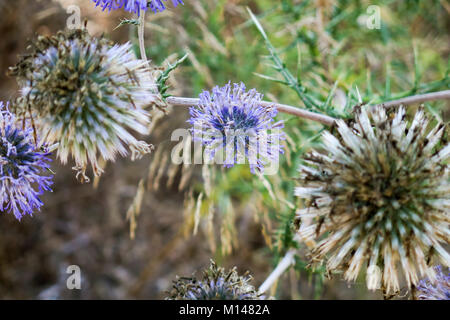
[417,266,450,300]
[0,102,53,221]
[91,0,184,16]
[188,82,285,174]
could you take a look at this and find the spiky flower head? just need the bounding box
[296,106,449,294]
[188,82,284,174]
[167,260,262,300]
[91,0,185,16]
[417,266,450,300]
[0,102,52,220]
[10,28,158,182]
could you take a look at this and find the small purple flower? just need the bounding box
[0,102,53,220]
[188,82,285,173]
[91,0,184,16]
[417,266,450,300]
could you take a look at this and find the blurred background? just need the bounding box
[0,0,448,299]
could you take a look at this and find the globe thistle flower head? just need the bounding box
[167,260,262,300]
[91,0,185,16]
[417,266,450,300]
[296,106,449,294]
[10,29,158,182]
[188,82,285,174]
[0,102,53,220]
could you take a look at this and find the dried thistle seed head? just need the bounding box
[10,28,159,182]
[417,266,450,300]
[188,82,285,173]
[91,0,185,16]
[0,102,53,220]
[167,260,262,300]
[296,106,449,294]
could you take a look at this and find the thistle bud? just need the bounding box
[167,260,262,300]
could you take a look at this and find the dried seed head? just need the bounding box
[167,260,262,300]
[296,106,449,294]
[10,28,159,181]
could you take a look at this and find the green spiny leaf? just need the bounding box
[114,18,140,31]
[157,53,189,100]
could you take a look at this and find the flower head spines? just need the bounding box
[167,260,262,300]
[296,106,449,294]
[188,82,285,173]
[417,266,450,300]
[10,29,158,181]
[0,102,53,220]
